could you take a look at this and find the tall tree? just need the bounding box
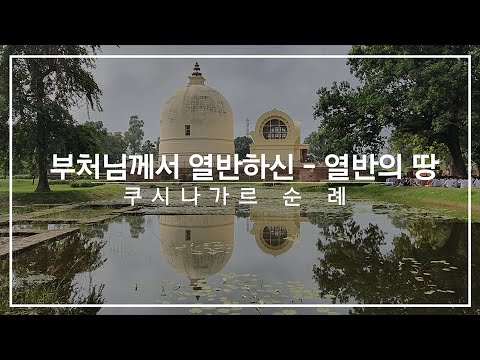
[141,139,156,154]
[67,123,103,159]
[106,131,128,163]
[2,45,102,192]
[0,91,7,179]
[84,120,108,151]
[154,136,160,161]
[83,120,129,163]
[389,131,450,173]
[348,45,472,176]
[234,136,253,160]
[0,47,8,178]
[472,47,480,172]
[124,115,144,155]
[312,46,477,177]
[312,81,386,159]
[305,130,326,162]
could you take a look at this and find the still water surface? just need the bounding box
[12,201,475,315]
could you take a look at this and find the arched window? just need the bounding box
[262,119,287,139]
[262,226,288,247]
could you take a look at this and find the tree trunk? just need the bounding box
[34,119,51,192]
[35,153,50,192]
[445,128,467,177]
[31,61,51,193]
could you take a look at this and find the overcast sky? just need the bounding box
[72,45,357,142]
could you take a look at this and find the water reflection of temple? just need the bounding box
[249,209,308,257]
[159,215,234,286]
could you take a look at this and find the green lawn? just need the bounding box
[345,184,480,222]
[0,179,125,216]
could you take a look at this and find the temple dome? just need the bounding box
[159,63,234,163]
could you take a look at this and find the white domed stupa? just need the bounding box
[159,62,234,166]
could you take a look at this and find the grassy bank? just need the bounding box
[345,184,480,222]
[0,179,125,216]
[1,179,478,222]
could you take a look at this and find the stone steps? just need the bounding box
[0,228,80,257]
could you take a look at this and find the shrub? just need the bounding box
[13,174,33,179]
[69,181,104,188]
[49,180,71,185]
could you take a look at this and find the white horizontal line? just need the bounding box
[10,55,470,59]
[90,181,386,184]
[10,303,471,308]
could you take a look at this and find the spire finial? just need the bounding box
[188,62,205,85]
[192,62,202,76]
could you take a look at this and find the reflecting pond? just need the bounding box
[7,201,479,315]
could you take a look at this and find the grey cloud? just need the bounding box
[71,45,356,142]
